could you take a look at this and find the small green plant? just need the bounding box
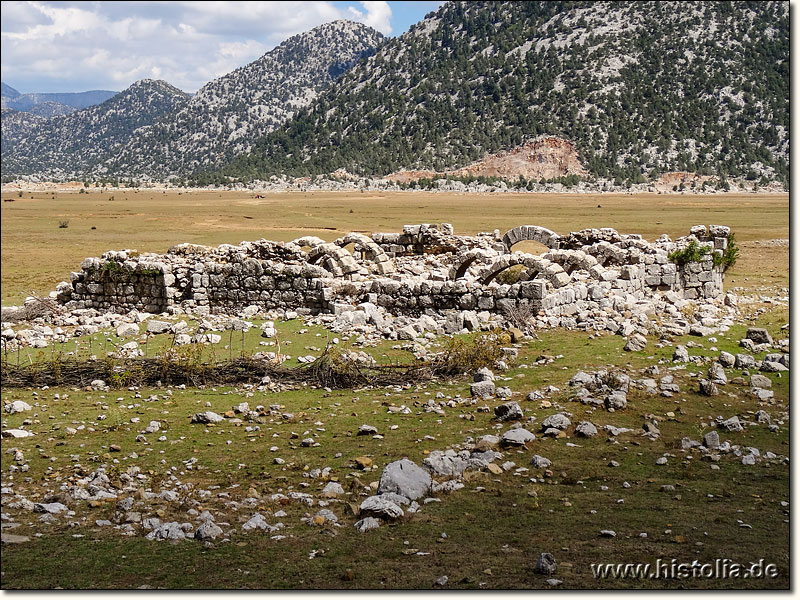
[668,240,710,265]
[712,233,740,271]
[58,220,69,229]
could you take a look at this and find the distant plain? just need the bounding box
[0,190,789,305]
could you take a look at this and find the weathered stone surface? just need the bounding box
[605,391,627,410]
[535,552,558,575]
[146,522,187,541]
[624,334,647,352]
[321,482,345,498]
[191,411,224,424]
[494,401,523,422]
[501,428,535,447]
[575,421,598,437]
[377,458,431,501]
[708,362,727,385]
[116,322,140,337]
[4,401,32,414]
[354,517,381,532]
[719,416,743,432]
[194,521,223,540]
[718,351,736,368]
[470,380,496,399]
[530,455,552,468]
[672,345,690,362]
[703,431,720,449]
[699,380,719,396]
[541,413,571,430]
[359,496,404,520]
[422,450,469,477]
[146,320,172,334]
[746,327,773,345]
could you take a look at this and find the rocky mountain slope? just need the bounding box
[100,20,383,178]
[1,21,382,179]
[219,1,788,187]
[1,80,189,176]
[0,108,46,155]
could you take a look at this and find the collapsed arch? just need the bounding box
[333,232,395,275]
[307,243,364,278]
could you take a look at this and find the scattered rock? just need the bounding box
[746,327,773,345]
[359,496,404,520]
[191,411,224,424]
[624,334,647,352]
[494,402,523,422]
[357,424,378,436]
[534,552,558,575]
[470,380,496,399]
[541,413,571,430]
[530,455,552,469]
[719,416,743,432]
[501,428,535,447]
[377,458,431,501]
[4,401,32,414]
[354,517,380,532]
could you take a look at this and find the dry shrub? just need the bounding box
[501,302,536,331]
[433,329,510,376]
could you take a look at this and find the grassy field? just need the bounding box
[0,190,789,304]
[0,190,789,589]
[0,313,789,589]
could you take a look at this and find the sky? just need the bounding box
[1,1,444,94]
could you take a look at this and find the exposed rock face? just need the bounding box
[386,137,586,183]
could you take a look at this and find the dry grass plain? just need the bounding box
[0,190,789,305]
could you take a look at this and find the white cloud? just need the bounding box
[0,0,394,93]
[347,1,392,36]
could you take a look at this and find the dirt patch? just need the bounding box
[386,136,586,182]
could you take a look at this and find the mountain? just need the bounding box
[1,82,21,99]
[1,86,118,114]
[100,20,383,178]
[0,108,46,155]
[219,1,788,187]
[23,101,77,118]
[1,80,189,176]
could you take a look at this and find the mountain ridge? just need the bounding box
[217,1,788,187]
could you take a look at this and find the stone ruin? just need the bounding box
[51,223,733,334]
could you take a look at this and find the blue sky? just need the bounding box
[1,1,445,94]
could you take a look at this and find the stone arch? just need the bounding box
[501,225,561,252]
[477,254,555,286]
[306,243,364,278]
[449,249,497,280]
[333,232,395,275]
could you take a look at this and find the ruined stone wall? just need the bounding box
[56,223,730,321]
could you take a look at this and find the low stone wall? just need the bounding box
[56,223,730,323]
